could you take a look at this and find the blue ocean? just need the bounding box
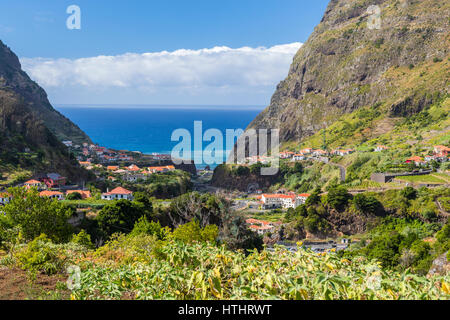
[56,105,264,169]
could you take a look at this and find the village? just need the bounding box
[0,140,449,243]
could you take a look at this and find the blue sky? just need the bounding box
[0,0,330,105]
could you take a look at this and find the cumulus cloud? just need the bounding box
[20,43,302,104]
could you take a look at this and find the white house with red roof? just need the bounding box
[261,193,310,210]
[39,191,64,200]
[280,151,295,159]
[101,187,134,201]
[246,218,275,235]
[24,179,44,189]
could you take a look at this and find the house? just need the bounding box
[127,164,141,172]
[246,219,275,236]
[123,173,147,183]
[0,192,11,205]
[42,173,67,188]
[406,156,426,166]
[300,148,313,155]
[79,161,91,167]
[433,145,450,156]
[375,145,389,152]
[312,149,328,157]
[292,154,306,161]
[39,191,64,200]
[332,149,354,156]
[107,166,119,171]
[249,224,274,236]
[297,193,311,204]
[101,187,134,201]
[261,193,310,210]
[24,179,43,189]
[280,151,295,159]
[66,190,92,199]
[147,166,176,174]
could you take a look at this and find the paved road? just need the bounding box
[329,162,346,182]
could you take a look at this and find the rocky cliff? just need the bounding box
[0,40,92,182]
[248,0,449,144]
[0,40,91,144]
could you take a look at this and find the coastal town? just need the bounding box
[1,138,449,243]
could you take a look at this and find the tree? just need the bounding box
[71,230,94,249]
[167,192,223,228]
[401,187,418,200]
[130,216,168,240]
[353,193,382,214]
[293,162,303,174]
[4,187,74,243]
[97,199,150,238]
[305,187,322,206]
[235,165,250,176]
[326,186,352,210]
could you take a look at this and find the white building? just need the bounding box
[39,191,64,200]
[292,154,306,161]
[261,193,310,210]
[101,187,134,201]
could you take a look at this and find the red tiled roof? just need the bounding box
[104,187,133,195]
[25,179,41,185]
[298,193,311,198]
[66,190,91,198]
[406,156,424,162]
[39,191,63,197]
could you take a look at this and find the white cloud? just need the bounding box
[20,43,302,104]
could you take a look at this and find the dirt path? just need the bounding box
[0,266,69,300]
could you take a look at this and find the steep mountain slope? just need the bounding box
[0,40,92,183]
[0,40,91,144]
[248,0,449,144]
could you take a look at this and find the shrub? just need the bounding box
[71,230,94,249]
[14,234,67,276]
[4,187,74,243]
[172,220,218,244]
[130,217,169,240]
[401,187,418,200]
[66,192,83,201]
[353,193,382,214]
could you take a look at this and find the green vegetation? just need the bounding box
[2,187,74,243]
[340,218,449,275]
[7,235,448,300]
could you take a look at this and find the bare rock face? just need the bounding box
[428,252,449,277]
[248,0,450,144]
[0,40,91,144]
